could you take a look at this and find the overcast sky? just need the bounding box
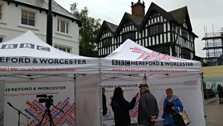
[55,0,223,57]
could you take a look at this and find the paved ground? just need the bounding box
[205,97,223,126]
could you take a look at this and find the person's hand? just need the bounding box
[133,93,139,99]
[150,116,157,122]
[150,117,154,122]
[171,107,175,110]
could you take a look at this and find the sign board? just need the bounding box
[4,81,75,126]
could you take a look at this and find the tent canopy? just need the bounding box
[0,31,98,74]
[101,39,201,74]
[100,40,205,126]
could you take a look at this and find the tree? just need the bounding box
[71,3,101,57]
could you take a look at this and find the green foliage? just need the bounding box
[71,3,101,57]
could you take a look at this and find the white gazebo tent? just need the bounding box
[0,31,100,126]
[100,39,206,126]
[0,31,206,126]
[0,31,98,74]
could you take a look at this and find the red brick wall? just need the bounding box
[131,3,145,17]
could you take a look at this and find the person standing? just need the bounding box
[102,87,107,116]
[217,84,223,104]
[163,88,185,126]
[138,84,159,126]
[111,87,137,126]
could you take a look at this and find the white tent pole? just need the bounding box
[200,73,207,123]
[73,74,77,126]
[98,58,103,126]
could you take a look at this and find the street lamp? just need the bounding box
[46,0,53,46]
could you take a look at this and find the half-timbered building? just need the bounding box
[97,1,197,59]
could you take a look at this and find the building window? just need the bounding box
[0,37,4,43]
[182,29,188,39]
[214,39,222,47]
[181,48,190,59]
[206,40,214,47]
[54,45,71,53]
[102,37,112,47]
[0,5,2,20]
[57,19,69,34]
[215,49,223,57]
[122,32,136,42]
[148,24,163,36]
[207,49,215,58]
[21,10,35,26]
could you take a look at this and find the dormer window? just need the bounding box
[21,10,35,26]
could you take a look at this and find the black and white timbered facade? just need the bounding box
[97,1,197,60]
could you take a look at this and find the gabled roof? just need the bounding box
[140,2,196,36]
[169,6,188,25]
[128,13,144,26]
[140,2,173,29]
[169,6,195,35]
[4,0,81,26]
[96,21,118,42]
[116,12,143,34]
[105,21,118,33]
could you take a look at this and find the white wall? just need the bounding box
[76,74,100,126]
[0,1,79,54]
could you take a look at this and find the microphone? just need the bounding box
[7,102,13,107]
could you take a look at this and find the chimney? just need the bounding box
[131,0,145,17]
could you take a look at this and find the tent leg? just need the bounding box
[98,58,103,126]
[74,74,77,126]
[200,73,207,124]
[98,74,103,126]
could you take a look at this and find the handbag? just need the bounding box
[179,111,190,125]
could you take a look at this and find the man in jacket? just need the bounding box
[138,84,159,126]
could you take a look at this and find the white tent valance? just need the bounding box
[0,31,98,74]
[101,39,201,74]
